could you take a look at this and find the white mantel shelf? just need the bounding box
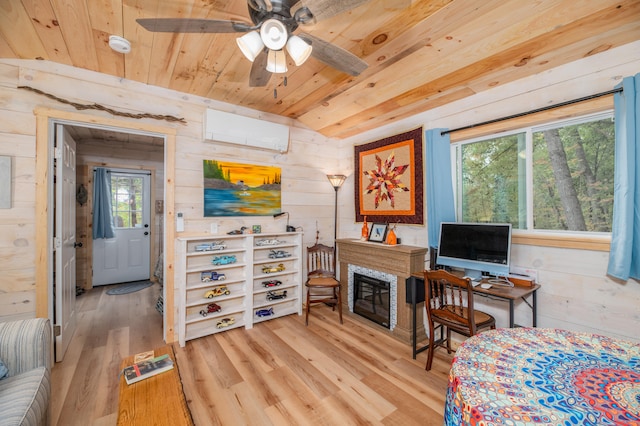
[336,239,428,345]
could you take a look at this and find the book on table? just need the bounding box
[122,353,174,385]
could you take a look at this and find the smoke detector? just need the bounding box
[108,35,131,54]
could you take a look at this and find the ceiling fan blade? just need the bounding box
[298,33,368,76]
[249,49,272,87]
[298,0,371,22]
[136,18,253,33]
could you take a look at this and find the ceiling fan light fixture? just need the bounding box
[236,31,264,62]
[260,18,288,50]
[286,35,312,66]
[266,49,288,74]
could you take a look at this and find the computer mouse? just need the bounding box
[480,283,492,289]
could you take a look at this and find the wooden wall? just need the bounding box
[0,58,339,329]
[339,41,640,342]
[1,40,639,344]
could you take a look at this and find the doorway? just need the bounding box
[92,168,152,286]
[34,107,178,360]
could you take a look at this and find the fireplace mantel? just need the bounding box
[336,239,428,344]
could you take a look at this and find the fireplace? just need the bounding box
[353,273,391,328]
[337,239,428,344]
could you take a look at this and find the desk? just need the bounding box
[445,328,640,425]
[117,345,194,426]
[407,273,540,359]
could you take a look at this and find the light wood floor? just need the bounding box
[51,285,454,425]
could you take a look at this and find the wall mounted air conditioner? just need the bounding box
[204,109,289,153]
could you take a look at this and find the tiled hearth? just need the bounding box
[336,239,428,345]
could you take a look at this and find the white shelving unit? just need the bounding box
[176,232,303,346]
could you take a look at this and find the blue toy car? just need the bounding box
[212,255,237,265]
[201,271,226,282]
[255,307,274,317]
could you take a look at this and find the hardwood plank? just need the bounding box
[52,287,453,425]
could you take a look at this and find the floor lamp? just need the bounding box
[327,174,346,242]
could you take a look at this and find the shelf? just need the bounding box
[177,232,303,347]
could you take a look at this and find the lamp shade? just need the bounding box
[236,31,264,62]
[266,49,288,73]
[260,19,288,50]
[286,35,312,66]
[327,174,346,189]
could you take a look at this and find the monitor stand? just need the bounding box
[464,269,483,280]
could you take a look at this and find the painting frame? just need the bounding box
[368,223,388,243]
[354,127,424,225]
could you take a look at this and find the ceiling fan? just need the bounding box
[137,0,371,87]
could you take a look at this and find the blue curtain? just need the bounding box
[93,168,115,239]
[426,129,456,248]
[607,73,640,281]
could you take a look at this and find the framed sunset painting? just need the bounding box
[203,160,281,216]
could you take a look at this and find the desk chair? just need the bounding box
[305,243,343,325]
[423,269,496,370]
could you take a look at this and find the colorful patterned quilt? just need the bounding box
[445,328,640,425]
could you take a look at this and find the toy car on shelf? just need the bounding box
[212,255,237,265]
[195,241,226,252]
[255,239,285,246]
[199,303,221,317]
[262,280,282,288]
[216,317,235,329]
[204,285,230,298]
[268,250,291,259]
[201,271,226,282]
[262,263,285,273]
[255,307,274,317]
[266,290,287,300]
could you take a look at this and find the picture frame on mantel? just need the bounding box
[354,127,424,225]
[368,223,388,243]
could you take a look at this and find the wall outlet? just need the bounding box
[510,265,538,282]
[210,223,218,234]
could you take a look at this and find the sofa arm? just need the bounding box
[0,318,51,377]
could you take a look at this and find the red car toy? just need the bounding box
[199,303,221,317]
[262,280,282,288]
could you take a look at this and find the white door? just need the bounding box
[55,125,77,361]
[92,169,151,285]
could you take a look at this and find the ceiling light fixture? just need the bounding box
[236,31,264,62]
[260,19,287,50]
[266,49,287,74]
[108,35,131,54]
[286,35,312,66]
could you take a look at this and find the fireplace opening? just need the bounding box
[353,273,391,328]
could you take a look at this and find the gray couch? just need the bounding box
[0,318,51,426]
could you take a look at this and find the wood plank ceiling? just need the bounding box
[2,0,639,139]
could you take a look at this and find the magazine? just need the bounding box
[123,353,174,385]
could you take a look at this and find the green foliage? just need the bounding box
[460,117,614,232]
[203,160,228,181]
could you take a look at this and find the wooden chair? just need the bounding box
[423,269,496,370]
[305,243,343,325]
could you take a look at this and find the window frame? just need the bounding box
[450,105,614,252]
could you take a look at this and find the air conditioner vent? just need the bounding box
[204,109,289,153]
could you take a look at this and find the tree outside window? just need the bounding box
[457,113,614,233]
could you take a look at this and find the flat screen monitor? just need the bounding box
[436,222,512,279]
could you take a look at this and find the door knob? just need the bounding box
[74,242,83,248]
[144,231,149,236]
[144,224,149,228]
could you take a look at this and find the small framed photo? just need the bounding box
[368,223,388,243]
[252,225,261,234]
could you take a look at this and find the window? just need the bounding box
[454,112,615,233]
[111,174,144,229]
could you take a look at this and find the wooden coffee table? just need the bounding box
[117,345,194,426]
